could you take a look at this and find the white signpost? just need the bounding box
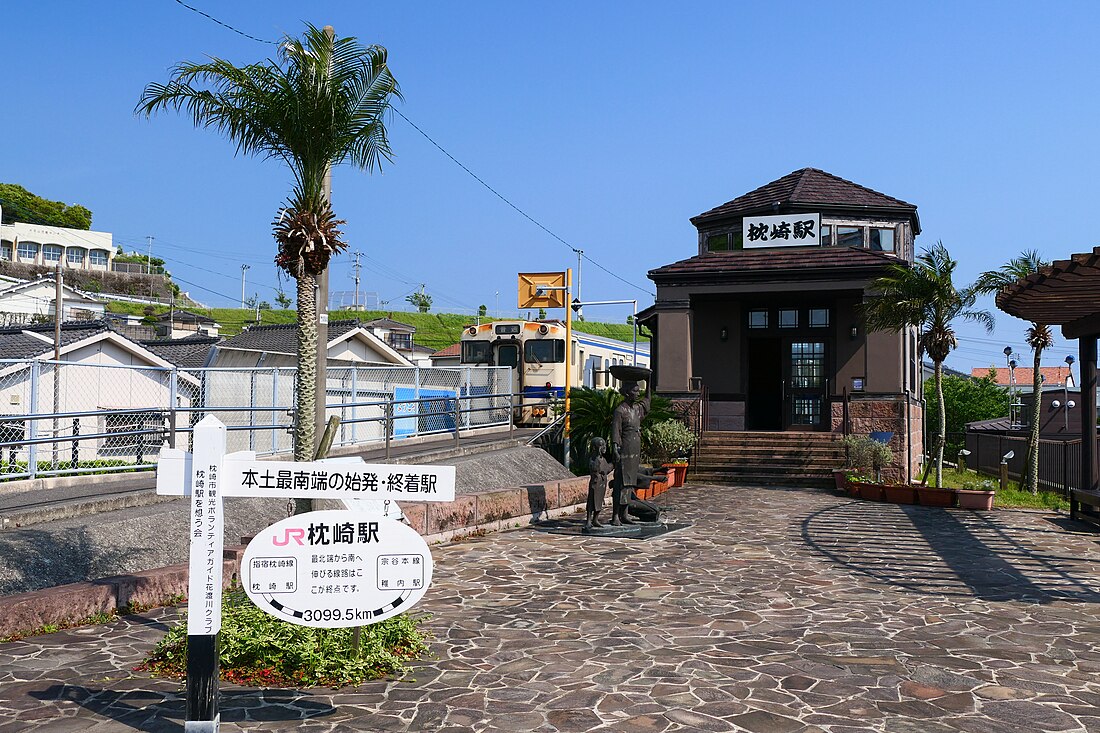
[158,416,454,732]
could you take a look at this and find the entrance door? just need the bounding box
[785,341,826,430]
[746,337,783,430]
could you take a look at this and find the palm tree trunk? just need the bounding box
[1025,345,1044,494]
[294,271,317,514]
[935,360,945,488]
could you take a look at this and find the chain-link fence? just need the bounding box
[0,360,512,481]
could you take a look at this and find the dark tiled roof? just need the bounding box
[649,246,899,281]
[219,319,363,355]
[363,317,415,332]
[0,321,110,359]
[141,335,221,369]
[155,310,216,324]
[691,168,918,226]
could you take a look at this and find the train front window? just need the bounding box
[497,344,520,368]
[524,339,565,364]
[461,341,493,364]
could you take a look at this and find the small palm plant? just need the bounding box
[861,242,994,487]
[973,251,1052,494]
[138,24,401,494]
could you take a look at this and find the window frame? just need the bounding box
[836,226,864,248]
[808,308,830,328]
[66,247,86,266]
[525,338,565,364]
[42,244,62,262]
[778,309,799,328]
[88,249,109,266]
[869,227,896,253]
[748,309,769,329]
[17,241,38,261]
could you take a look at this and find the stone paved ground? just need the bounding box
[2,485,1100,732]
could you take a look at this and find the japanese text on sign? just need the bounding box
[742,213,820,248]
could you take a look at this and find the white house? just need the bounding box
[0,321,199,465]
[211,320,413,369]
[0,276,106,326]
[0,221,115,272]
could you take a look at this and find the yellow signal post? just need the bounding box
[563,268,572,471]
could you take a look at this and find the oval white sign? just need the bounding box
[241,510,433,628]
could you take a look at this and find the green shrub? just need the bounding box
[138,588,431,688]
[841,435,892,481]
[643,419,696,465]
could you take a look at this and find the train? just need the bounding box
[459,319,650,426]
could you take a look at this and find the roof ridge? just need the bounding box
[802,169,916,208]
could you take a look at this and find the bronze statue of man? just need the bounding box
[610,378,651,526]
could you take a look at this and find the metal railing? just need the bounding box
[0,360,514,481]
[959,430,1092,495]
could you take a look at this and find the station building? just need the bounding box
[639,168,924,478]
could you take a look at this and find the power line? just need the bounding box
[171,0,277,45]
[162,1,657,299]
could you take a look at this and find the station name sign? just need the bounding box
[742,212,820,248]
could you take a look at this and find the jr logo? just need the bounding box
[273,528,305,546]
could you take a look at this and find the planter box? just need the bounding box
[833,469,849,492]
[854,482,885,502]
[916,486,957,508]
[662,464,688,488]
[882,484,919,505]
[956,489,995,510]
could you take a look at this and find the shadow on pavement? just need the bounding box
[801,500,1100,603]
[30,684,337,732]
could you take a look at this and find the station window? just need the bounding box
[706,231,743,252]
[779,309,799,328]
[836,227,863,248]
[870,227,895,252]
[809,308,830,327]
[748,310,768,329]
[820,225,832,246]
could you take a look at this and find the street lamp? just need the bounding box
[240,264,250,308]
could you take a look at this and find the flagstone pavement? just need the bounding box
[2,485,1100,732]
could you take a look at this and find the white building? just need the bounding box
[0,276,106,326]
[0,221,115,272]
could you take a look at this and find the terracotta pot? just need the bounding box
[883,484,919,505]
[956,489,995,510]
[833,469,849,492]
[855,482,885,502]
[916,486,957,508]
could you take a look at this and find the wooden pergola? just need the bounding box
[996,246,1100,516]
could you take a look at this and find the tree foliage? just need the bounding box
[925,371,1011,457]
[139,23,400,474]
[0,183,92,229]
[861,241,994,486]
[406,291,432,313]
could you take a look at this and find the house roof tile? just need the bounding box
[973,366,1073,386]
[649,245,899,280]
[691,168,918,229]
[431,343,460,358]
[140,335,221,369]
[0,321,110,359]
[218,320,362,355]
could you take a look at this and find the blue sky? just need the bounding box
[3,1,1096,376]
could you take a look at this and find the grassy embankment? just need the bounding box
[105,303,645,352]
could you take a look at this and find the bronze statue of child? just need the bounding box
[584,437,612,530]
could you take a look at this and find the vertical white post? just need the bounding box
[186,415,226,730]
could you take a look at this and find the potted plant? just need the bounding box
[839,435,876,493]
[956,478,995,510]
[643,419,696,488]
[915,483,958,507]
[842,436,909,502]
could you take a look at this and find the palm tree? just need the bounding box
[973,251,1052,494]
[861,242,995,488]
[138,24,400,475]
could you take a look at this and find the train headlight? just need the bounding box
[467,327,477,336]
[538,324,549,335]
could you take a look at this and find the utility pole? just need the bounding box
[352,251,363,310]
[575,249,583,321]
[240,264,250,308]
[146,235,155,300]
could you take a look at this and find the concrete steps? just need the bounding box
[691,431,844,489]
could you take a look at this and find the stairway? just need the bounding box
[689,431,845,488]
